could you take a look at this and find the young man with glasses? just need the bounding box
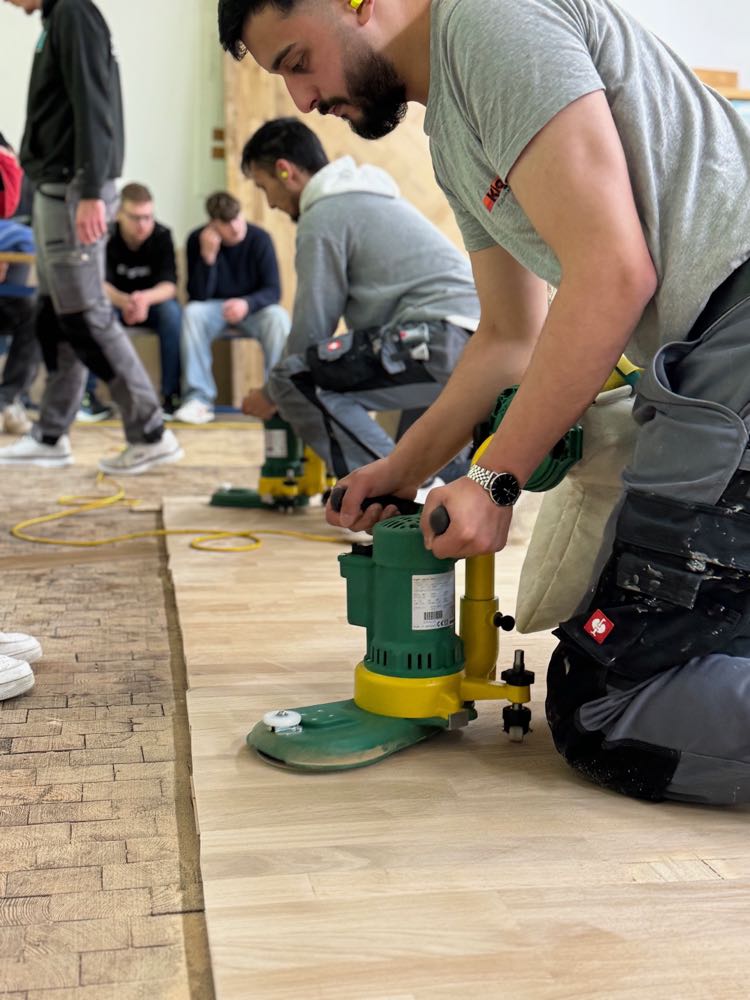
[102,183,183,417]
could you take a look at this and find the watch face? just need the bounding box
[489,472,521,507]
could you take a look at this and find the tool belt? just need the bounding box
[306,323,437,393]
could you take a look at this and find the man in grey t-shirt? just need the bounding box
[240,117,478,478]
[220,0,750,806]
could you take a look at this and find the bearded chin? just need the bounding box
[344,48,408,141]
[350,96,408,140]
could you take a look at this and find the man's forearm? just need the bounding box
[387,325,538,486]
[142,282,177,308]
[104,282,128,310]
[482,268,655,484]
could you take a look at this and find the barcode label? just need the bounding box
[412,571,455,631]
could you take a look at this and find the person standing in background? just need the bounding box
[0,0,182,474]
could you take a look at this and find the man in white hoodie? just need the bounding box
[241,117,479,478]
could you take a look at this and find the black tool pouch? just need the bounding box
[306,325,435,392]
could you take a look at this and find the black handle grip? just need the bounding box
[429,505,451,537]
[330,486,421,517]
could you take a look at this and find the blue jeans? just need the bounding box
[180,300,290,405]
[87,299,182,400]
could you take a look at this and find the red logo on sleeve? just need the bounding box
[584,610,614,644]
[483,175,507,212]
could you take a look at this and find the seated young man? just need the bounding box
[0,191,38,435]
[174,191,290,424]
[241,118,479,478]
[102,182,182,416]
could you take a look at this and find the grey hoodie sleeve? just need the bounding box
[287,220,349,357]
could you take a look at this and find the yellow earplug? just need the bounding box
[279,170,289,180]
[350,0,364,9]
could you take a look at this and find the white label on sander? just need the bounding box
[264,429,288,458]
[412,571,455,631]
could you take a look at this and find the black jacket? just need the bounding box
[20,0,124,197]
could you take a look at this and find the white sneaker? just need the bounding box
[98,428,184,476]
[0,630,42,664]
[0,655,35,701]
[0,433,73,468]
[173,398,214,425]
[2,402,32,435]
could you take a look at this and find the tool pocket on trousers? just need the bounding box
[556,588,743,683]
[46,246,101,315]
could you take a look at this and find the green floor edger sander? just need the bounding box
[247,358,641,772]
[211,414,335,512]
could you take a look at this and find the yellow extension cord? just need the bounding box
[9,418,344,553]
[9,473,343,552]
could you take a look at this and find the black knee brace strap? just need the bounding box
[556,480,750,684]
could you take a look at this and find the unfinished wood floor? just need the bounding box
[165,480,750,1000]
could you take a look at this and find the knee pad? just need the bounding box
[556,475,750,684]
[545,643,679,801]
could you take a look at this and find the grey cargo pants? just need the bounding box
[32,180,162,444]
[547,258,750,805]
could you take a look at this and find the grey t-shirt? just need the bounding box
[425,0,750,363]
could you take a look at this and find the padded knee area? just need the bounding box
[546,644,679,801]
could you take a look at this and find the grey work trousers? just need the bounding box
[547,258,750,805]
[32,181,162,444]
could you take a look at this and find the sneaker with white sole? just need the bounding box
[0,655,35,701]
[0,433,73,468]
[173,398,214,425]
[98,428,184,476]
[0,630,42,664]
[2,401,32,435]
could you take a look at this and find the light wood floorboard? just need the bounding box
[166,488,750,1000]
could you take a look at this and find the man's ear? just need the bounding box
[348,0,373,24]
[275,159,293,182]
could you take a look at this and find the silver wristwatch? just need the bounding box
[466,464,521,507]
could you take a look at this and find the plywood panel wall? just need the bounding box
[224,55,465,312]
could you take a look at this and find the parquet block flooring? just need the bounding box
[0,419,256,998]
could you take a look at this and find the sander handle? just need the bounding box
[330,487,452,538]
[330,486,421,517]
[429,505,450,537]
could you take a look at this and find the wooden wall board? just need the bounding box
[165,493,750,1000]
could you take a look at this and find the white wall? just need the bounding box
[2,0,750,246]
[617,0,750,86]
[0,0,225,246]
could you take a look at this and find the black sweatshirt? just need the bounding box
[20,0,124,198]
[186,224,282,313]
[107,222,178,294]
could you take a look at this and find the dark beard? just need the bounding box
[320,48,408,140]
